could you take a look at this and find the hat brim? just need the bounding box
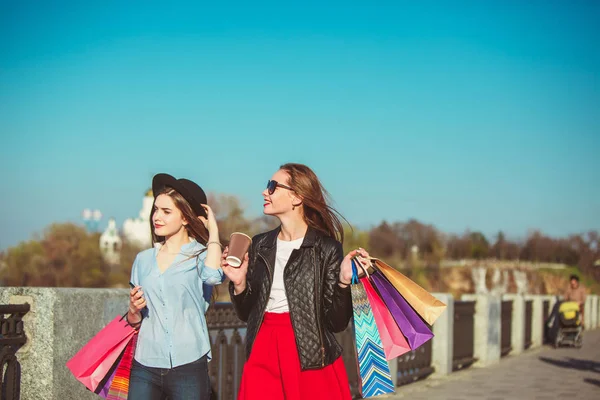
[152,173,208,218]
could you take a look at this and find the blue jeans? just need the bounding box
[128,355,212,400]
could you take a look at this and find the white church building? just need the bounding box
[100,189,153,263]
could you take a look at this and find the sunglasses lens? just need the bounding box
[267,180,276,194]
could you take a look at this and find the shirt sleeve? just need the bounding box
[198,250,225,286]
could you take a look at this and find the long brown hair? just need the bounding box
[149,186,218,304]
[150,186,210,253]
[280,163,346,243]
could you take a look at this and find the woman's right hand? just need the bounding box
[221,246,249,292]
[129,286,146,321]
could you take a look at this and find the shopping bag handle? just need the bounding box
[119,310,143,330]
[354,254,377,274]
[351,258,370,285]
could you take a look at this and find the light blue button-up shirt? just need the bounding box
[130,239,224,368]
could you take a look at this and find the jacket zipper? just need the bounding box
[257,252,273,331]
[314,249,326,367]
[281,249,308,369]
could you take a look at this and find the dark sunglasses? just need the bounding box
[266,180,293,195]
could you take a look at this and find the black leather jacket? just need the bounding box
[229,226,352,370]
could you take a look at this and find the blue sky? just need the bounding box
[1,1,599,250]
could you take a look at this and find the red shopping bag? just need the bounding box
[66,316,136,392]
[361,276,411,359]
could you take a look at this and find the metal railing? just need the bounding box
[542,299,550,344]
[397,339,434,386]
[524,300,533,349]
[339,322,434,394]
[453,301,477,370]
[0,303,30,400]
[501,300,513,356]
[206,303,247,400]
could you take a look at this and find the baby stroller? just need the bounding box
[546,300,583,348]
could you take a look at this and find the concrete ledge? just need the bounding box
[525,295,543,348]
[3,288,597,400]
[1,287,128,400]
[462,294,501,367]
[590,295,598,329]
[504,294,525,355]
[430,293,454,376]
[585,296,593,328]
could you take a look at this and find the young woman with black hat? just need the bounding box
[221,163,369,400]
[126,173,224,400]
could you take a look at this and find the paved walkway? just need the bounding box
[383,328,600,400]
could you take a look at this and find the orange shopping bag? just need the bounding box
[372,258,447,325]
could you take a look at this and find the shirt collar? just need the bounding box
[154,238,203,255]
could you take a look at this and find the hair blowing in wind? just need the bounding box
[280,163,346,243]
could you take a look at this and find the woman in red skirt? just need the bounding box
[221,163,369,400]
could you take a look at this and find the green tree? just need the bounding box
[446,232,471,260]
[342,224,369,255]
[0,240,45,286]
[368,221,398,259]
[249,215,279,236]
[208,193,252,242]
[469,232,489,259]
[108,238,144,287]
[0,223,109,287]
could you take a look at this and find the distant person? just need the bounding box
[127,173,224,400]
[564,274,587,326]
[221,163,369,400]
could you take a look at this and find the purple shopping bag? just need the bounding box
[370,271,433,350]
[96,367,118,397]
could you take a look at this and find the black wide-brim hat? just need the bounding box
[152,173,208,218]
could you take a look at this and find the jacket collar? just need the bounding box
[259,224,319,249]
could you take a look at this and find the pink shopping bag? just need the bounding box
[66,316,136,392]
[361,276,411,360]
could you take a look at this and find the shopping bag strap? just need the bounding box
[351,259,359,284]
[351,258,369,284]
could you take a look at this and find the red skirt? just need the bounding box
[238,312,352,400]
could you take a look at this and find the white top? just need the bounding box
[265,237,304,313]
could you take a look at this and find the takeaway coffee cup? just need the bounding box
[226,232,252,268]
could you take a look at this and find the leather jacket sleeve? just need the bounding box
[322,240,352,333]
